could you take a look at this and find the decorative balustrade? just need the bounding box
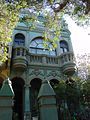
[29,52,75,68]
[30,54,43,63]
[60,52,76,75]
[29,54,59,65]
[12,47,75,74]
[12,46,28,69]
[13,46,27,57]
[60,52,75,65]
[46,56,58,64]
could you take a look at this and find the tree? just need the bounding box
[0,1,27,62]
[54,76,90,119]
[0,0,90,62]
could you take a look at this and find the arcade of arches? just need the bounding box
[10,77,59,120]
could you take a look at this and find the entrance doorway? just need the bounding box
[11,77,25,120]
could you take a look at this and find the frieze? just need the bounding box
[47,70,62,78]
[29,68,44,77]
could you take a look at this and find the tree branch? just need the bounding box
[52,0,70,12]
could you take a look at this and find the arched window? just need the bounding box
[30,37,56,56]
[14,33,25,46]
[60,41,69,53]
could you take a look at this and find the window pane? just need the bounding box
[30,48,36,54]
[30,41,37,47]
[64,48,68,52]
[50,51,56,56]
[37,49,43,54]
[36,39,42,44]
[15,40,19,45]
[37,43,44,49]
[44,50,49,55]
[60,48,64,53]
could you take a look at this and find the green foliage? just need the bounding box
[0,0,90,63]
[0,1,27,62]
[55,77,90,119]
[55,80,66,100]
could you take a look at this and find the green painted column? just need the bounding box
[0,78,14,120]
[24,84,31,120]
[38,80,58,120]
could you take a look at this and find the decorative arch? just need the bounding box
[29,75,44,84]
[60,40,69,53]
[49,79,59,88]
[47,76,60,82]
[11,77,25,120]
[14,33,25,46]
[29,37,56,56]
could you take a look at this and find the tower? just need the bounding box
[0,9,76,120]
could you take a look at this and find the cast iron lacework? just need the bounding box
[29,37,56,56]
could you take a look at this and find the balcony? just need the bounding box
[12,48,75,74]
[60,52,76,75]
[29,52,75,75]
[12,46,28,70]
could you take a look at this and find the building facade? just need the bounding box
[0,10,76,120]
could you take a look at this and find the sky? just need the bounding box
[66,17,90,56]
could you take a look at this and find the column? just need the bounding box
[42,55,46,64]
[24,84,31,120]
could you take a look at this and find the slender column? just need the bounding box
[24,84,31,120]
[42,55,46,64]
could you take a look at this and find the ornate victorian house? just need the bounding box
[0,9,76,120]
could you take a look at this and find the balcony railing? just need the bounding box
[29,54,59,66]
[60,52,76,75]
[29,52,75,67]
[30,54,43,64]
[12,46,28,69]
[60,52,75,66]
[12,47,75,74]
[13,46,27,57]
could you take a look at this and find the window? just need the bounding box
[14,33,25,46]
[30,38,56,56]
[60,41,69,53]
